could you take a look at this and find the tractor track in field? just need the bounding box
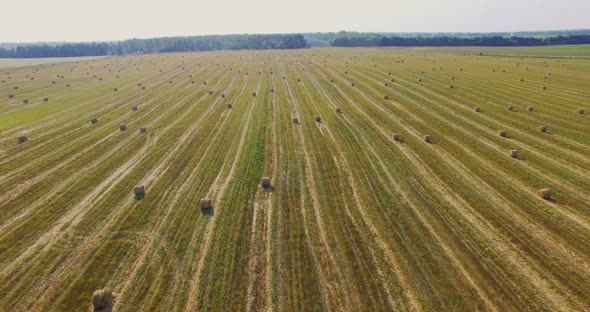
[2,49,589,311]
[301,67,423,311]
[285,69,360,311]
[24,65,242,311]
[113,65,250,310]
[309,62,546,310]
[4,65,238,310]
[277,66,343,311]
[0,63,212,180]
[245,71,276,312]
[314,62,585,310]
[354,69,590,233]
[0,66,227,235]
[183,67,262,312]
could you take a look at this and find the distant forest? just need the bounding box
[330,33,590,47]
[0,34,308,58]
[2,31,590,58]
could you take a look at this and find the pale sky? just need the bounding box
[1,0,589,42]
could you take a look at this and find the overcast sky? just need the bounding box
[1,0,589,42]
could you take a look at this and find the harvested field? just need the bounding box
[0,47,589,311]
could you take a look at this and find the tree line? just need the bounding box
[331,34,590,47]
[0,34,308,58]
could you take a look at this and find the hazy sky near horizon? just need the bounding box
[1,0,589,42]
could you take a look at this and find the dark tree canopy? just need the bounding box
[331,34,590,47]
[0,34,308,58]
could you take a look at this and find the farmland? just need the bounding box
[0,46,589,311]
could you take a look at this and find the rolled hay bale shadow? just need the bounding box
[133,185,145,200]
[200,198,214,216]
[261,177,274,192]
[538,188,552,201]
[92,289,114,312]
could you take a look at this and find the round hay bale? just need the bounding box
[336,108,342,113]
[293,117,299,124]
[542,86,547,90]
[221,93,225,98]
[345,71,348,75]
[66,84,70,87]
[261,177,271,187]
[133,185,145,196]
[449,85,454,89]
[140,127,147,133]
[538,188,551,200]
[508,105,514,111]
[252,92,257,97]
[510,150,518,158]
[113,88,118,92]
[315,116,322,123]
[384,82,388,87]
[417,78,422,82]
[142,86,146,90]
[91,118,98,124]
[22,99,29,104]
[270,89,274,93]
[578,109,585,114]
[297,78,301,82]
[203,81,207,85]
[18,135,28,144]
[351,83,355,87]
[538,126,547,132]
[92,289,114,311]
[208,90,213,95]
[8,94,14,99]
[119,124,126,131]
[132,106,138,111]
[520,78,524,82]
[499,130,507,137]
[393,133,401,141]
[474,107,480,112]
[200,198,212,209]
[227,103,233,109]
[527,106,534,112]
[450,76,455,80]
[384,95,390,100]
[424,135,432,143]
